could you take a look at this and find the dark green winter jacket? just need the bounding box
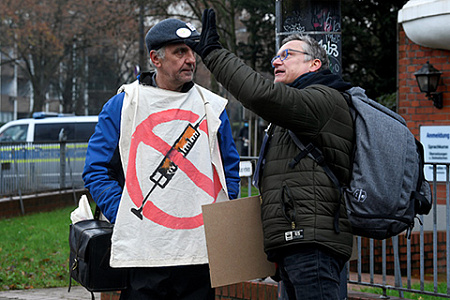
[204,49,354,260]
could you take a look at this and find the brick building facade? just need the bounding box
[398,26,450,137]
[398,15,450,210]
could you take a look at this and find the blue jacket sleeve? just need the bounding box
[82,93,124,223]
[218,110,240,199]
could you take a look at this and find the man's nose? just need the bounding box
[272,57,282,68]
[186,49,196,63]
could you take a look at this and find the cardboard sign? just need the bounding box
[202,196,276,287]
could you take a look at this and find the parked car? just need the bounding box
[0,113,98,143]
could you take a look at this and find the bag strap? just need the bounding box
[94,205,101,220]
[288,130,343,233]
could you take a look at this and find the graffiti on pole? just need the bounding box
[312,6,341,74]
[276,0,342,75]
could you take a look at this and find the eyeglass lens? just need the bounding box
[271,49,289,67]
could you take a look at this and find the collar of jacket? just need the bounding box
[137,71,194,93]
[288,69,352,92]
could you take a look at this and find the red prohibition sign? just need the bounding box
[126,109,222,230]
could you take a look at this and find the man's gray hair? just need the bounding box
[281,34,329,71]
[149,46,166,70]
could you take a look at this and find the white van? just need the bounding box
[0,113,99,194]
[0,113,98,143]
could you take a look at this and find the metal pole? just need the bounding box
[393,236,404,298]
[447,165,450,295]
[381,239,388,299]
[274,0,342,75]
[66,147,77,205]
[370,238,374,284]
[433,164,438,293]
[275,0,282,51]
[138,1,146,72]
[59,129,67,189]
[13,148,24,215]
[407,237,411,289]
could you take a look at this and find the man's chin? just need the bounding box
[274,77,285,83]
[181,71,194,79]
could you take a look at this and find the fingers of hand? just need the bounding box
[202,9,209,32]
[208,9,216,29]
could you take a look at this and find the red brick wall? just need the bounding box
[398,24,450,136]
[215,282,279,300]
[398,24,450,206]
[0,188,90,219]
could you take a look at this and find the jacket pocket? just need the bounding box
[281,183,296,229]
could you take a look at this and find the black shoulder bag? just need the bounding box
[68,206,128,299]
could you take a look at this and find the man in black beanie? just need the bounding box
[83,17,240,300]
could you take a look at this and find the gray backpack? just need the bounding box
[289,86,432,240]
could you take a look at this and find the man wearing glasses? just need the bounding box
[187,9,354,300]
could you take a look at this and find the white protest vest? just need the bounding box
[110,81,229,267]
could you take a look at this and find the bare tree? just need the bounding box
[0,0,139,114]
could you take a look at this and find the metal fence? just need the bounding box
[347,163,450,299]
[0,142,88,197]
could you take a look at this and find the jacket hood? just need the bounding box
[288,70,352,92]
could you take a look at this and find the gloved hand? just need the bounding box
[186,8,222,59]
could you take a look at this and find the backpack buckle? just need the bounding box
[309,146,325,165]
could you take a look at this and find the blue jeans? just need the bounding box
[277,247,345,300]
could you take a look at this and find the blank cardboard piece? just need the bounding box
[202,195,276,287]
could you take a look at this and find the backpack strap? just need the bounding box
[288,130,342,192]
[412,139,432,215]
[288,130,343,233]
[253,124,275,189]
[341,91,353,108]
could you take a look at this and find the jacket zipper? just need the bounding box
[281,183,297,229]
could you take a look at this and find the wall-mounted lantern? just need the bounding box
[414,61,443,109]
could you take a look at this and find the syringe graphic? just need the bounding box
[131,115,206,220]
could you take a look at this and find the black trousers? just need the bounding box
[119,264,215,300]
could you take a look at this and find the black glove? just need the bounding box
[186,8,222,59]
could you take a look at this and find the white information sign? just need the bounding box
[239,161,253,177]
[420,125,450,182]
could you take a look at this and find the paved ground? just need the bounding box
[0,286,100,300]
[0,273,417,300]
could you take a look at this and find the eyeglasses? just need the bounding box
[271,49,311,68]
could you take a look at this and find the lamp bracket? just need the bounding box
[427,92,443,109]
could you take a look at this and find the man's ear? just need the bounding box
[309,59,322,72]
[150,50,162,67]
